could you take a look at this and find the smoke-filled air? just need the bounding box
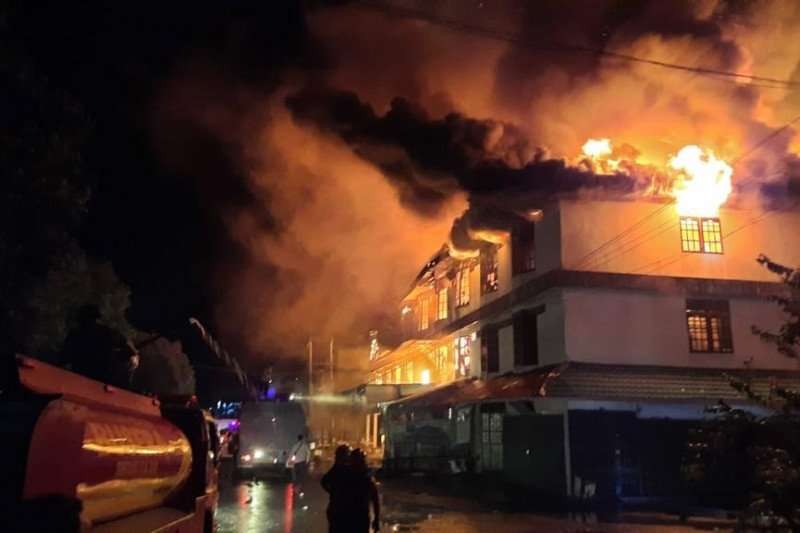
[154,0,800,359]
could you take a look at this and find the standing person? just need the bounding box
[349,448,381,533]
[321,445,351,533]
[288,434,310,494]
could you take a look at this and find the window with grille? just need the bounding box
[455,336,471,377]
[686,299,733,353]
[456,267,470,306]
[481,246,499,294]
[437,287,448,320]
[680,217,723,254]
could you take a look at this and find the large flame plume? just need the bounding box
[669,145,733,217]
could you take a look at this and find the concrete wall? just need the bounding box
[482,288,567,375]
[563,288,798,370]
[557,199,800,281]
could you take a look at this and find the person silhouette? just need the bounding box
[349,448,381,533]
[321,445,351,533]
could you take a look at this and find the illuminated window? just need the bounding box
[420,369,431,385]
[701,219,723,253]
[686,299,733,353]
[512,220,536,275]
[481,246,499,294]
[419,297,430,330]
[405,361,414,383]
[680,217,723,254]
[436,345,448,370]
[456,267,470,307]
[437,288,448,320]
[373,373,383,385]
[394,366,402,383]
[455,336,471,377]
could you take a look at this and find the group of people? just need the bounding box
[321,445,381,533]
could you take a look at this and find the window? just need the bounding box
[483,327,499,373]
[680,217,723,254]
[513,308,540,366]
[419,297,430,330]
[456,267,470,306]
[405,361,414,383]
[455,336,471,377]
[437,288,448,320]
[420,369,431,385]
[481,246,499,294]
[686,299,733,353]
[436,345,448,370]
[512,221,536,274]
[374,373,383,385]
[394,366,402,383]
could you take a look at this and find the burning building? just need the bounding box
[373,140,800,500]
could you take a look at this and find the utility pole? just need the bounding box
[307,338,313,396]
[329,337,335,391]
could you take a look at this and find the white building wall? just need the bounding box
[562,288,798,370]
[557,199,800,281]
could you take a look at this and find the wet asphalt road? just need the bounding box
[215,475,328,533]
[214,463,733,533]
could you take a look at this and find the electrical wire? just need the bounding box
[354,1,800,88]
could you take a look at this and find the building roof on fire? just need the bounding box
[386,362,800,410]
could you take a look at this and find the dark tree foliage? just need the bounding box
[1,10,134,358]
[686,256,800,531]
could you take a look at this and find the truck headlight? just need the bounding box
[254,448,265,459]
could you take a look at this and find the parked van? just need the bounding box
[235,400,308,477]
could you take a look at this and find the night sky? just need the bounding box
[5,1,315,360]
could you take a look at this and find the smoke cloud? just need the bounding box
[153,0,800,360]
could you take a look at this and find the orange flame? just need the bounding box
[669,145,732,217]
[581,138,620,173]
[582,138,612,159]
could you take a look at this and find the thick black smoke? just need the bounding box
[286,87,650,216]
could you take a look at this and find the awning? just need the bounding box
[387,362,800,410]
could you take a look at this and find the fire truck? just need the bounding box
[1,355,219,532]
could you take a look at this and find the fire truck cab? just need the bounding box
[1,355,219,532]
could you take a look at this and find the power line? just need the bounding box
[636,201,799,275]
[573,113,800,271]
[355,1,800,88]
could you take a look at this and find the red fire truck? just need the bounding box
[1,355,219,532]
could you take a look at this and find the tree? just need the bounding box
[132,336,196,397]
[1,11,135,358]
[686,255,800,531]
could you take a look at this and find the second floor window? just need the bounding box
[686,299,733,353]
[481,246,500,294]
[456,267,470,307]
[512,221,536,275]
[483,327,499,373]
[455,336,471,377]
[680,216,723,254]
[437,287,448,320]
[419,297,430,331]
[436,345,448,371]
[513,309,540,366]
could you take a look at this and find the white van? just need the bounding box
[235,400,308,477]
